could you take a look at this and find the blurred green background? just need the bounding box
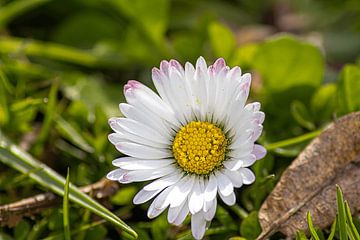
[0,0,360,239]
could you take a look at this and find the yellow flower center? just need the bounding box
[172,121,228,175]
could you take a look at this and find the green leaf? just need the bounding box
[63,169,71,240]
[310,83,337,121]
[110,186,137,205]
[0,37,125,68]
[230,43,259,68]
[295,231,308,240]
[33,80,59,154]
[208,22,236,59]
[240,211,261,239]
[55,116,94,153]
[254,35,324,92]
[345,201,360,240]
[14,220,30,240]
[337,64,360,114]
[291,100,315,130]
[0,0,50,28]
[328,218,337,240]
[0,131,137,238]
[106,0,169,46]
[307,212,320,240]
[327,218,336,240]
[52,11,123,49]
[336,185,347,240]
[0,69,10,126]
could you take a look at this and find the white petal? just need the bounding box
[223,155,256,171]
[119,165,175,183]
[204,198,217,221]
[204,174,217,202]
[111,118,170,145]
[223,169,243,188]
[112,157,174,170]
[189,177,204,214]
[173,200,189,226]
[133,189,162,204]
[115,142,172,159]
[239,168,256,185]
[119,103,172,138]
[252,144,267,160]
[168,199,186,224]
[144,172,183,191]
[106,169,126,181]
[147,186,173,219]
[228,142,254,159]
[124,80,180,126]
[169,175,196,208]
[108,130,168,149]
[215,171,233,196]
[191,211,207,240]
[218,190,236,206]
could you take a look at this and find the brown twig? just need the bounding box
[0,178,119,227]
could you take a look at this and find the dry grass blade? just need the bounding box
[257,111,360,239]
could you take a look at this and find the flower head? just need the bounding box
[107,57,266,239]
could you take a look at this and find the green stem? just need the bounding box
[265,129,323,151]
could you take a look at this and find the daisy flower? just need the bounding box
[107,57,266,239]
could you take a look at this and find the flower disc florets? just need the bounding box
[173,121,227,175]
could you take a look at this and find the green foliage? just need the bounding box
[239,211,261,239]
[337,65,360,114]
[302,186,360,240]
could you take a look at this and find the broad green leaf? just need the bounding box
[110,186,137,205]
[106,0,169,46]
[240,211,262,239]
[14,220,30,240]
[307,212,320,240]
[53,11,123,49]
[336,185,347,240]
[254,35,324,92]
[63,169,71,240]
[230,43,259,68]
[310,83,337,121]
[337,64,360,114]
[208,22,236,59]
[0,131,137,238]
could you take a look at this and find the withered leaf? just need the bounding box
[257,111,360,239]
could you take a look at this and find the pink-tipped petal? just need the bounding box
[252,144,267,160]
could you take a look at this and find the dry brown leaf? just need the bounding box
[257,111,360,239]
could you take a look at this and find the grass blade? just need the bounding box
[345,201,360,240]
[327,218,337,240]
[0,130,137,238]
[0,0,50,27]
[336,185,347,240]
[55,116,94,153]
[307,211,320,240]
[63,169,71,240]
[0,37,125,68]
[33,80,59,155]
